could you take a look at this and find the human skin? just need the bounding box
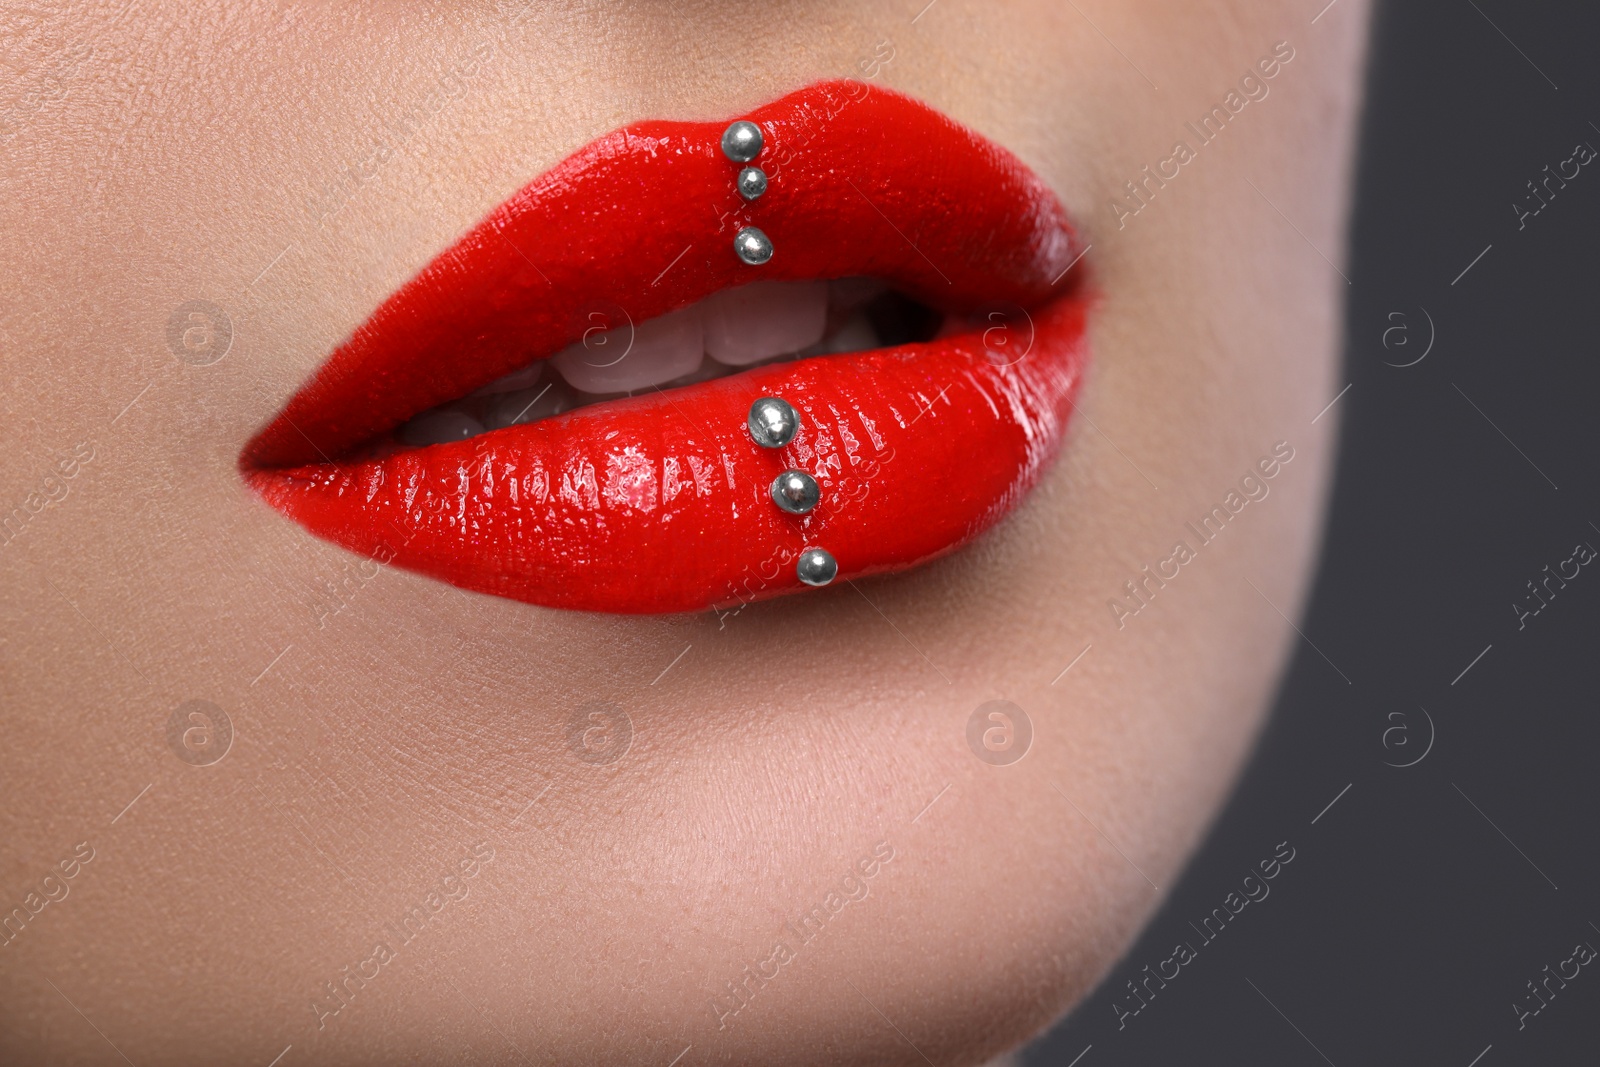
[0,1,1369,1064]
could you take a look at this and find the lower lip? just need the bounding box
[249,297,1087,613]
[244,82,1091,614]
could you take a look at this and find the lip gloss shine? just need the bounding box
[243,81,1091,614]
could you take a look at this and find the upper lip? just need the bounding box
[243,81,1079,469]
[242,79,1091,613]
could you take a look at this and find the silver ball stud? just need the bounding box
[734,226,773,265]
[771,470,820,515]
[747,396,800,449]
[721,120,763,163]
[796,547,838,587]
[737,166,768,201]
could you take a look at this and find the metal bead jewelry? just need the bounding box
[721,120,763,163]
[725,125,828,588]
[747,397,799,448]
[796,547,838,587]
[736,166,768,201]
[770,470,820,515]
[734,226,773,265]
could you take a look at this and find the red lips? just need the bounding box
[243,81,1090,614]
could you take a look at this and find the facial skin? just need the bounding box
[0,1,1369,1063]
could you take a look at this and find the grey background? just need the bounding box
[1027,1,1600,1063]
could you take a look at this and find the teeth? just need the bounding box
[551,305,704,393]
[471,361,544,396]
[397,279,909,447]
[484,380,576,430]
[827,277,888,313]
[703,280,828,366]
[400,410,485,446]
[810,309,880,356]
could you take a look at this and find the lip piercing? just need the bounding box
[747,397,799,448]
[726,132,826,585]
[770,470,820,514]
[737,166,768,201]
[723,121,771,253]
[747,401,831,584]
[734,226,773,265]
[721,120,763,163]
[796,547,838,587]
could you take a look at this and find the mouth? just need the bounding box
[243,80,1091,615]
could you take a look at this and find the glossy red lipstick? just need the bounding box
[243,81,1090,614]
